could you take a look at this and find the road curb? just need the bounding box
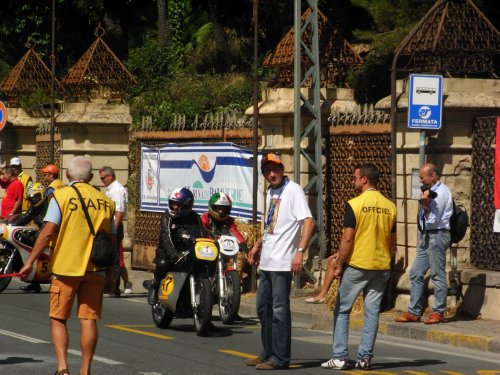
[238,294,500,354]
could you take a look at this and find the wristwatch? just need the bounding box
[297,247,305,253]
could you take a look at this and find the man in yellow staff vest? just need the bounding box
[19,156,115,375]
[10,157,33,213]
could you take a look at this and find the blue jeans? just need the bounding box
[256,270,292,366]
[332,266,389,360]
[408,229,451,316]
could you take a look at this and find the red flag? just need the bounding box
[495,117,500,208]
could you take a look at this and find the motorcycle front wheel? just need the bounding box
[193,276,213,336]
[152,302,174,329]
[0,247,14,293]
[219,270,241,325]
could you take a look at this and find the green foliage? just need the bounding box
[129,90,173,130]
[129,72,252,130]
[126,36,175,94]
[2,0,500,116]
[169,72,252,116]
[184,25,252,74]
[18,90,51,109]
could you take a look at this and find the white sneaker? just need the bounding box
[124,282,133,294]
[321,358,348,369]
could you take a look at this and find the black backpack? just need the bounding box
[450,200,469,244]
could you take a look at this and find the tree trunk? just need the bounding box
[157,0,171,48]
[207,0,229,71]
[102,0,128,59]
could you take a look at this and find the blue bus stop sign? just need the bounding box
[408,74,443,130]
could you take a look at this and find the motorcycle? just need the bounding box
[150,237,218,336]
[0,222,51,292]
[213,235,241,325]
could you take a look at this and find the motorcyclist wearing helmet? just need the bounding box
[10,182,48,293]
[144,187,212,305]
[201,192,248,252]
[9,182,47,227]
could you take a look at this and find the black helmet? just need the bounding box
[167,187,194,218]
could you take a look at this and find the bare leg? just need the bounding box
[79,318,98,375]
[121,266,129,284]
[306,255,337,301]
[51,317,69,373]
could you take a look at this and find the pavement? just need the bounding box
[124,269,500,355]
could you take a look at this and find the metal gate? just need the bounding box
[325,109,392,254]
[471,116,500,271]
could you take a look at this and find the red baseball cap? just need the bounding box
[41,164,59,174]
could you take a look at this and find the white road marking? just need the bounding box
[314,330,500,365]
[0,329,125,366]
[67,349,125,365]
[120,298,148,304]
[0,329,49,343]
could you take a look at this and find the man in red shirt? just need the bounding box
[0,166,24,219]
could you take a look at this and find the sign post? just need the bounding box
[408,74,443,166]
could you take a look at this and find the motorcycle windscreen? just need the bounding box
[194,238,218,261]
[159,272,189,313]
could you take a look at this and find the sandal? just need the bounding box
[305,296,325,304]
[54,369,70,375]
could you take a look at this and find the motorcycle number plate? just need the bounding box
[218,235,239,256]
[194,238,218,261]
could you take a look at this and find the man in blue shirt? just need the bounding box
[396,163,453,325]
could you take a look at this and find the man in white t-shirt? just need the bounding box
[246,153,315,370]
[99,166,132,296]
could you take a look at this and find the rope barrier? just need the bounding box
[0,272,22,278]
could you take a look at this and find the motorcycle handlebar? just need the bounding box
[175,250,190,265]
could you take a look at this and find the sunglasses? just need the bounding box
[262,165,282,174]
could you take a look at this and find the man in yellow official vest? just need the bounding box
[10,157,33,213]
[321,163,396,371]
[19,156,115,375]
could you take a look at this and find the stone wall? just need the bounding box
[0,102,132,247]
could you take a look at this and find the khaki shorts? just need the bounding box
[49,273,105,320]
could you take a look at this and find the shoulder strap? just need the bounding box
[71,184,95,236]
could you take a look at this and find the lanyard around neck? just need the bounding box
[266,178,289,227]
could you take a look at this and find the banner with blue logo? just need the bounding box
[140,143,263,221]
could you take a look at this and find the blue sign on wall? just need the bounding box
[408,74,443,130]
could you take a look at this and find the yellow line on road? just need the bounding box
[219,349,258,359]
[218,350,302,368]
[106,324,174,340]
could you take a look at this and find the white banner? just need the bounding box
[140,143,263,221]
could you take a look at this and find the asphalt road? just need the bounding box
[1,278,499,374]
